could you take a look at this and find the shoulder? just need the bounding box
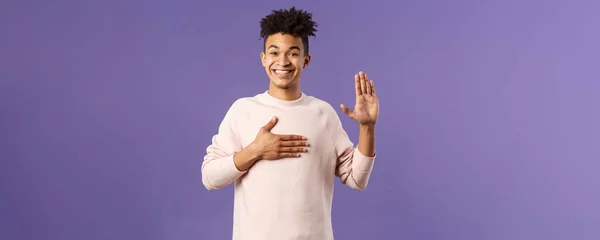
[220,94,263,122]
[305,95,342,121]
[305,95,350,148]
[304,94,329,109]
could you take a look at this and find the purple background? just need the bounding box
[2,0,599,239]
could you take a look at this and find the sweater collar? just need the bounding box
[259,90,307,106]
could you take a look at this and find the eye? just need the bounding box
[270,52,278,56]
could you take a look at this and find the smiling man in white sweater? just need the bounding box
[201,7,380,240]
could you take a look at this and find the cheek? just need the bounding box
[264,58,275,67]
[293,59,304,68]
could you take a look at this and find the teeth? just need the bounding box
[274,70,291,74]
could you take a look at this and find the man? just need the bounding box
[201,7,379,240]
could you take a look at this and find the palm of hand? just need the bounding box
[341,72,379,125]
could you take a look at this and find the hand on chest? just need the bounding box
[239,109,338,181]
[239,109,331,154]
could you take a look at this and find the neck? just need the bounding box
[268,84,302,101]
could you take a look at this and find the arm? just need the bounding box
[328,106,376,190]
[233,144,262,171]
[335,71,380,190]
[357,124,375,158]
[201,100,248,190]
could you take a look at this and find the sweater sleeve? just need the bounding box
[201,100,247,190]
[323,104,376,190]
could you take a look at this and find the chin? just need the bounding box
[271,79,296,89]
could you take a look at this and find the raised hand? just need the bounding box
[251,117,310,160]
[340,71,379,126]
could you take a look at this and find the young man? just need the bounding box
[201,7,380,240]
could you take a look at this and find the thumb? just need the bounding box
[262,116,278,131]
[340,104,353,116]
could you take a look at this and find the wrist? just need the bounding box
[359,123,375,130]
[246,142,264,161]
[233,143,263,172]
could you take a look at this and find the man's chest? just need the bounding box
[237,107,331,150]
[235,105,339,189]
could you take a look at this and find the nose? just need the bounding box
[276,54,290,66]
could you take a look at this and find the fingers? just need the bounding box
[359,72,367,95]
[355,71,376,96]
[279,136,309,155]
[365,76,372,95]
[279,134,307,141]
[261,116,278,131]
[370,80,376,96]
[280,140,309,147]
[279,147,308,153]
[278,141,309,159]
[354,74,361,96]
[279,153,302,158]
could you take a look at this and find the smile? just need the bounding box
[272,69,293,75]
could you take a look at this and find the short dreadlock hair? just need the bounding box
[259,7,318,55]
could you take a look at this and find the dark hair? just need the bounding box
[259,7,318,55]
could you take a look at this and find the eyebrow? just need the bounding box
[268,45,301,51]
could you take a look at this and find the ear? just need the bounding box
[303,54,312,68]
[260,52,266,67]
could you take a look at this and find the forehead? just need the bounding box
[265,33,304,50]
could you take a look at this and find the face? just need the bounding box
[260,33,311,90]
